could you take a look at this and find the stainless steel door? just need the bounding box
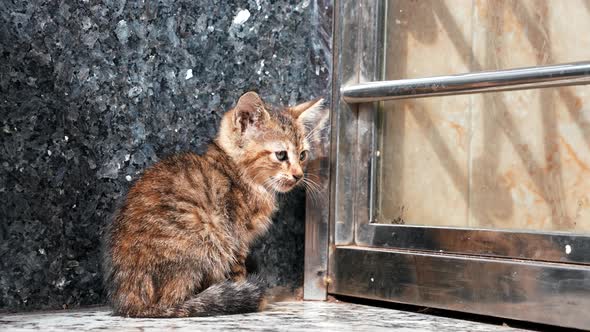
[304,1,590,330]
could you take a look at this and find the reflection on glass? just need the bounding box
[374,0,590,234]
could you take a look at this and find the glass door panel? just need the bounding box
[375,0,590,234]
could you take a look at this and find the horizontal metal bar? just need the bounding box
[355,223,590,265]
[330,246,590,330]
[341,61,590,103]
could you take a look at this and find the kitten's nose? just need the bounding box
[292,173,303,181]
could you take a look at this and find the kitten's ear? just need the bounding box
[233,91,270,133]
[291,98,327,129]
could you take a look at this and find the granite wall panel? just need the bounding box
[0,0,332,311]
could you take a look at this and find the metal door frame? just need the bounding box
[304,1,590,330]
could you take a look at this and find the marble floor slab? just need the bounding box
[0,301,526,332]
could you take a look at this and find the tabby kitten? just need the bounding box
[102,91,325,318]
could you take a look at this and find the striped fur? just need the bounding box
[102,92,324,318]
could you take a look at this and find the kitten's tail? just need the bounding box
[138,276,267,318]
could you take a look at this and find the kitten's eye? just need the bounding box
[299,150,308,162]
[275,151,288,162]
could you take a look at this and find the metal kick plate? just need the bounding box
[330,246,590,330]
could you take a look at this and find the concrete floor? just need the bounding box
[0,301,527,332]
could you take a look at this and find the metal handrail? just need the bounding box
[341,61,590,103]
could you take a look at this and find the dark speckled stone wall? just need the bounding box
[0,0,332,311]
